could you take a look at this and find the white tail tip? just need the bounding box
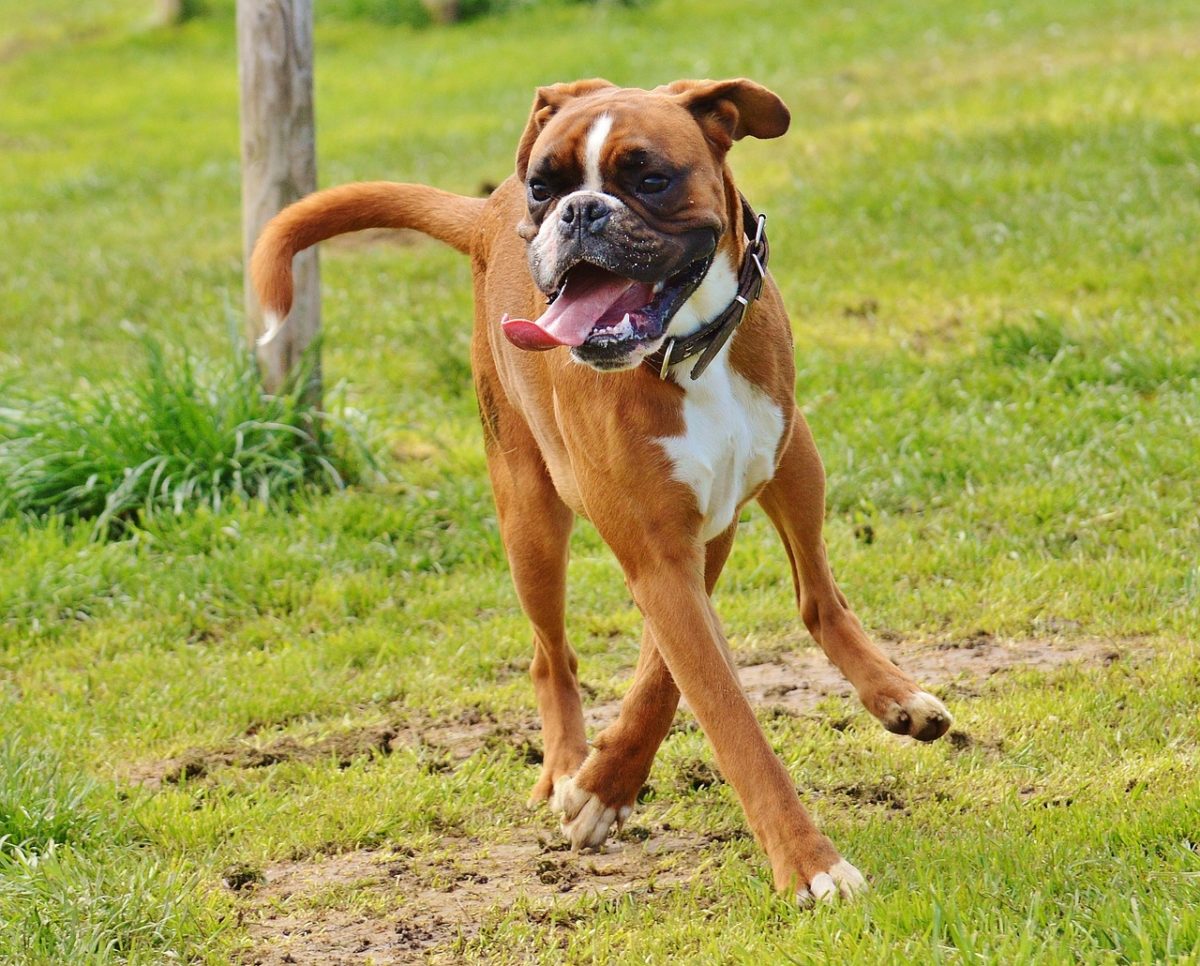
[257,312,285,347]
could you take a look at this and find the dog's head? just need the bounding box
[502,79,789,371]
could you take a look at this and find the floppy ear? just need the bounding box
[660,78,790,153]
[515,78,616,180]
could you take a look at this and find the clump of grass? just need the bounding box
[0,740,230,963]
[0,739,104,857]
[0,845,226,965]
[0,339,376,538]
[986,312,1073,365]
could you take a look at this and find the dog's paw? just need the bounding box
[550,776,632,851]
[527,745,591,807]
[796,859,867,906]
[877,689,952,742]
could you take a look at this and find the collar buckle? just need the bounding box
[657,338,676,380]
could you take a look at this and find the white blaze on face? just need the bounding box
[582,113,613,192]
[525,113,624,292]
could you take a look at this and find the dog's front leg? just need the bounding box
[553,523,738,849]
[759,409,952,741]
[608,531,865,902]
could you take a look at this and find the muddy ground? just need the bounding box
[239,830,707,965]
[129,635,1129,964]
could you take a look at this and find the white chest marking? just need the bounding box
[659,354,784,541]
[582,114,613,192]
[657,255,784,542]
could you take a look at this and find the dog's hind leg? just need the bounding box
[477,379,589,804]
[757,408,952,742]
[552,523,738,850]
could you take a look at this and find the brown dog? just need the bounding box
[251,78,951,903]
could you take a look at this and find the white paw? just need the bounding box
[550,776,632,851]
[796,859,868,906]
[880,690,952,742]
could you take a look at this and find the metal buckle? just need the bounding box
[658,338,676,380]
[753,212,766,248]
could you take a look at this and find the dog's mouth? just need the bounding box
[501,257,711,356]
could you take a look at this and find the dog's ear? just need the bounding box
[515,79,616,180]
[660,78,790,153]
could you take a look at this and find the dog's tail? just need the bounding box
[251,181,486,344]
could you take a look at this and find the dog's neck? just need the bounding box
[667,176,744,333]
[663,248,740,343]
[658,180,759,382]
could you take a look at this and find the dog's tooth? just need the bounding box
[653,280,665,294]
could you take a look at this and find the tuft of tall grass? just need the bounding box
[0,739,105,858]
[0,338,377,538]
[0,740,230,963]
[0,845,224,965]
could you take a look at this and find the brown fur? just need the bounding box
[250,79,950,898]
[252,182,484,319]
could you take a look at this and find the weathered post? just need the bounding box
[237,0,320,403]
[153,0,186,26]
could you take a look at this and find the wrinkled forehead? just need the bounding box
[527,90,715,181]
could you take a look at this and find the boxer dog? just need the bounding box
[251,78,952,903]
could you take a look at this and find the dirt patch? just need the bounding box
[129,637,1127,788]
[593,635,1127,724]
[126,725,399,788]
[729,638,1123,720]
[240,830,706,965]
[131,636,1129,961]
[125,707,541,789]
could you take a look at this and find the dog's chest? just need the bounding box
[657,355,784,542]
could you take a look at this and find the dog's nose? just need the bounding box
[560,195,610,235]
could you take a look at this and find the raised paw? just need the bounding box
[550,776,632,851]
[876,689,952,742]
[796,859,868,906]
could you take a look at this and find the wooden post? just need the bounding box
[237,0,320,403]
[153,0,185,26]
[419,0,460,23]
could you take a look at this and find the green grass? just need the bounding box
[0,739,231,964]
[0,0,1198,961]
[0,336,370,536]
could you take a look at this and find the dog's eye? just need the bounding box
[528,179,552,203]
[638,174,670,194]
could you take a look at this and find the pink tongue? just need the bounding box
[502,268,648,351]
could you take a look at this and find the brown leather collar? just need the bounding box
[643,195,769,381]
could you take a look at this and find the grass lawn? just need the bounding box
[1,0,1198,961]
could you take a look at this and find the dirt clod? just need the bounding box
[131,725,399,788]
[677,759,722,792]
[223,863,265,891]
[835,782,907,811]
